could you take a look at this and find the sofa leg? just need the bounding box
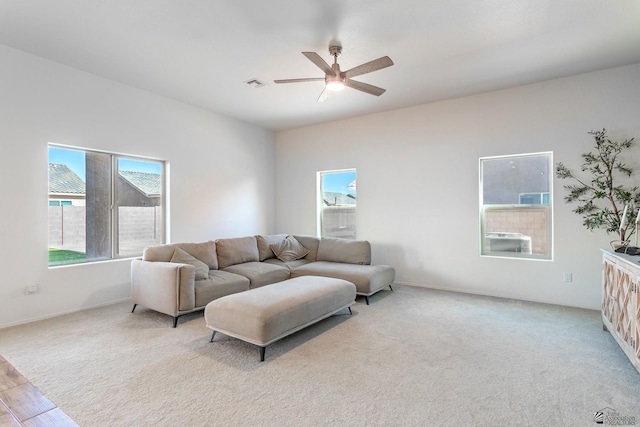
[172,316,179,328]
[131,304,137,313]
[389,284,394,292]
[210,331,216,342]
[364,296,369,305]
[348,307,352,315]
[260,346,266,362]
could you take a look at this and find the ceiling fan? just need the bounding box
[274,45,394,102]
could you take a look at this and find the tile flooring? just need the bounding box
[0,355,77,426]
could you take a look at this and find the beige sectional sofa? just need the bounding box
[131,234,395,326]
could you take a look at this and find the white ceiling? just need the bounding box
[1,0,639,131]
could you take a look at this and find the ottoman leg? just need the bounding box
[260,346,266,362]
[131,304,137,313]
[389,284,394,291]
[210,331,217,342]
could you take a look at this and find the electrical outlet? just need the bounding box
[563,273,572,283]
[25,283,38,294]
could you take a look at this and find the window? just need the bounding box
[318,169,356,238]
[479,152,552,260]
[519,192,550,205]
[48,145,165,266]
[48,200,72,207]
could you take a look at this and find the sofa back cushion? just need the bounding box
[316,237,371,265]
[216,236,259,268]
[292,235,320,261]
[256,234,288,261]
[143,241,218,269]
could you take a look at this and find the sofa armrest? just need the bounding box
[131,259,196,317]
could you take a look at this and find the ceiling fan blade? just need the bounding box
[343,56,394,78]
[302,52,335,76]
[274,77,325,84]
[317,88,329,103]
[344,79,386,96]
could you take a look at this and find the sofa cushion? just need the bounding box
[216,236,259,269]
[143,241,218,269]
[222,262,290,289]
[256,234,288,261]
[291,261,395,296]
[194,270,250,308]
[176,241,219,269]
[270,235,310,262]
[170,248,209,280]
[316,237,371,265]
[263,258,313,270]
[292,235,320,261]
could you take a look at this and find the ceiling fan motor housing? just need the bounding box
[326,48,345,90]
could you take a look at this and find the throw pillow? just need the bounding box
[170,248,209,280]
[270,235,310,263]
[256,234,288,261]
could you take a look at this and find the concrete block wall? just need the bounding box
[48,206,162,256]
[485,208,549,254]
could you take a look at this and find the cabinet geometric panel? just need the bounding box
[636,283,640,363]
[602,251,640,375]
[602,258,617,324]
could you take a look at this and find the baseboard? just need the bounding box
[393,281,600,311]
[0,297,132,329]
[1,283,598,329]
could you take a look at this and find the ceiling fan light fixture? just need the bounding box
[325,76,345,91]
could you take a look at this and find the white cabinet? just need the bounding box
[602,250,640,375]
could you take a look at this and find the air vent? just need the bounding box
[244,78,266,88]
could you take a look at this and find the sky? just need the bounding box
[49,146,162,179]
[323,170,356,193]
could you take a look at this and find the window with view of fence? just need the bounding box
[48,145,165,266]
[318,169,356,239]
[479,152,553,260]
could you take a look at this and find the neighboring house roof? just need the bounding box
[118,170,162,197]
[324,192,356,206]
[48,163,85,194]
[48,163,161,197]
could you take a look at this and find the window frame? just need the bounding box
[479,151,553,261]
[48,143,166,267]
[317,168,357,239]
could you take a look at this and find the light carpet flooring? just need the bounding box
[0,285,638,426]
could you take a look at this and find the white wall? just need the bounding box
[2,41,637,328]
[275,63,640,309]
[0,44,276,327]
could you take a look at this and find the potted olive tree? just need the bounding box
[555,128,640,249]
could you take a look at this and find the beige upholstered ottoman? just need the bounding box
[204,276,356,361]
